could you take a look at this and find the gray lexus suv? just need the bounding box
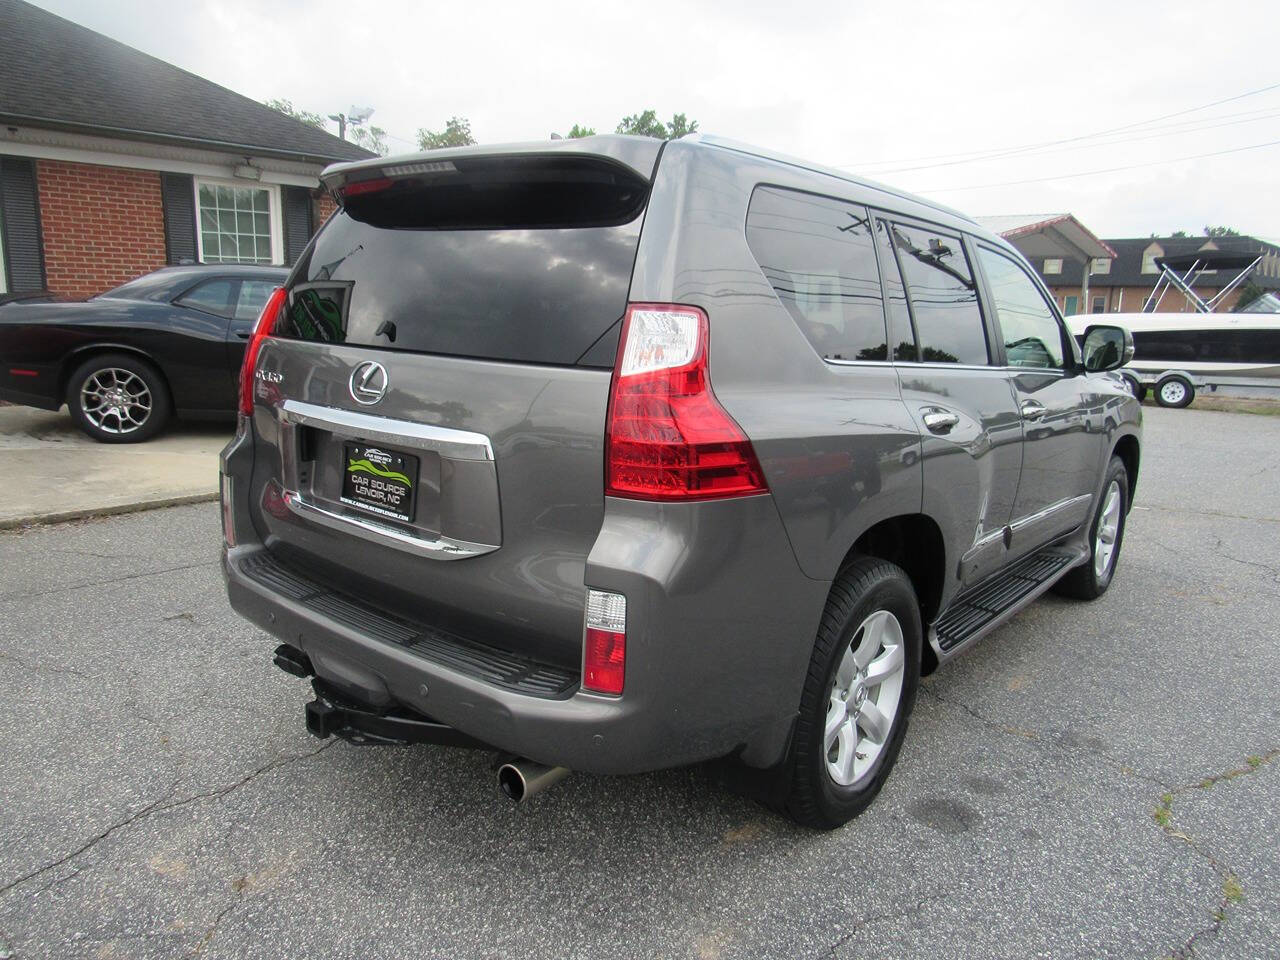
[220,134,1141,828]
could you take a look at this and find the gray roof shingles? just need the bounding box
[1038,235,1280,291]
[0,0,372,163]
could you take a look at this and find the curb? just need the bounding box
[0,491,219,531]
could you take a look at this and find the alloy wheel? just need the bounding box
[824,609,906,788]
[81,368,153,435]
[1094,480,1123,580]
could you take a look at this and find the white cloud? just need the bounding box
[35,0,1280,237]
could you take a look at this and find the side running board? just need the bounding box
[933,546,1084,654]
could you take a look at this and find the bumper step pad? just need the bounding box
[934,548,1079,652]
[239,551,579,699]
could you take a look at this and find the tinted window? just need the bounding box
[1133,329,1280,364]
[746,187,887,361]
[176,279,235,318]
[278,157,648,366]
[873,219,917,361]
[235,280,278,322]
[888,223,988,364]
[977,248,1065,369]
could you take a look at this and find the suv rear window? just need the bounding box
[278,156,649,367]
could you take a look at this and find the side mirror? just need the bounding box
[1082,324,1134,372]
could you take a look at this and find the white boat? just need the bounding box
[1068,311,1280,406]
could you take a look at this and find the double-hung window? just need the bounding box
[196,180,283,265]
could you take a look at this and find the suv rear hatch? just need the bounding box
[244,143,660,672]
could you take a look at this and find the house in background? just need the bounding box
[980,213,1280,315]
[1031,235,1280,315]
[0,0,371,299]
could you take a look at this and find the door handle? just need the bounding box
[921,409,960,434]
[1020,399,1046,420]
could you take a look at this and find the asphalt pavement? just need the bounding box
[0,405,1276,960]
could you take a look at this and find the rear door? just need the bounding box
[225,278,278,394]
[873,216,1024,588]
[973,244,1098,556]
[245,151,656,667]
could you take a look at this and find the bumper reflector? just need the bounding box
[584,589,626,695]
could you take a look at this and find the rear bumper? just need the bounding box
[225,544,788,774]
[223,502,827,777]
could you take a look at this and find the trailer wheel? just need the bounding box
[1121,373,1147,402]
[1156,375,1194,409]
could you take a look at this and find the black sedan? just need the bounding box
[0,265,287,442]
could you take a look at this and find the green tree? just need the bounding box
[265,98,325,129]
[1204,225,1241,237]
[615,110,698,140]
[1232,280,1264,311]
[417,117,476,150]
[1169,230,1189,238]
[352,124,389,156]
[566,124,596,139]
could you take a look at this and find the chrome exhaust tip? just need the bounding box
[497,759,570,803]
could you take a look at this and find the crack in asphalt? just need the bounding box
[1139,503,1280,525]
[1154,749,1278,960]
[0,741,335,902]
[917,683,1171,789]
[0,650,89,680]
[1212,538,1280,583]
[186,899,240,958]
[0,559,219,604]
[823,894,942,958]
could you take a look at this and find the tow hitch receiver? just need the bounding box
[304,680,488,749]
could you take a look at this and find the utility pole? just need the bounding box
[329,106,374,143]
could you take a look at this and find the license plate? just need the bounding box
[340,443,418,523]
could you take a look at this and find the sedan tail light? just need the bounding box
[239,286,286,415]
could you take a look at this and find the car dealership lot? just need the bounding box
[0,406,1276,960]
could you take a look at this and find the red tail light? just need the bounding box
[239,286,286,415]
[584,589,626,695]
[605,304,768,501]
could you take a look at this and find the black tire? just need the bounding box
[1121,373,1147,403]
[773,557,922,829]
[1155,375,1194,408]
[66,353,171,443]
[1053,456,1128,601]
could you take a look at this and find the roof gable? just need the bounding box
[0,0,372,163]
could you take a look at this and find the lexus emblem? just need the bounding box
[349,361,389,405]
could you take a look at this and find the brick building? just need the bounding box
[0,0,369,299]
[979,215,1280,316]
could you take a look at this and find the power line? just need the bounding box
[834,80,1280,172]
[917,138,1280,193]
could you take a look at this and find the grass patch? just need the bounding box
[1223,876,1244,903]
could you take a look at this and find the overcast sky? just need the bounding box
[36,0,1280,240]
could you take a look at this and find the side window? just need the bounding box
[176,278,236,318]
[235,280,279,322]
[976,247,1066,370]
[746,186,888,362]
[873,219,917,360]
[888,222,989,365]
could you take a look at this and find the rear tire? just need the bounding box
[773,558,921,829]
[67,353,171,443]
[1155,375,1194,408]
[1054,456,1128,600]
[1121,373,1147,403]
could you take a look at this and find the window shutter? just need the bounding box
[283,186,313,265]
[0,157,47,291]
[161,173,197,264]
